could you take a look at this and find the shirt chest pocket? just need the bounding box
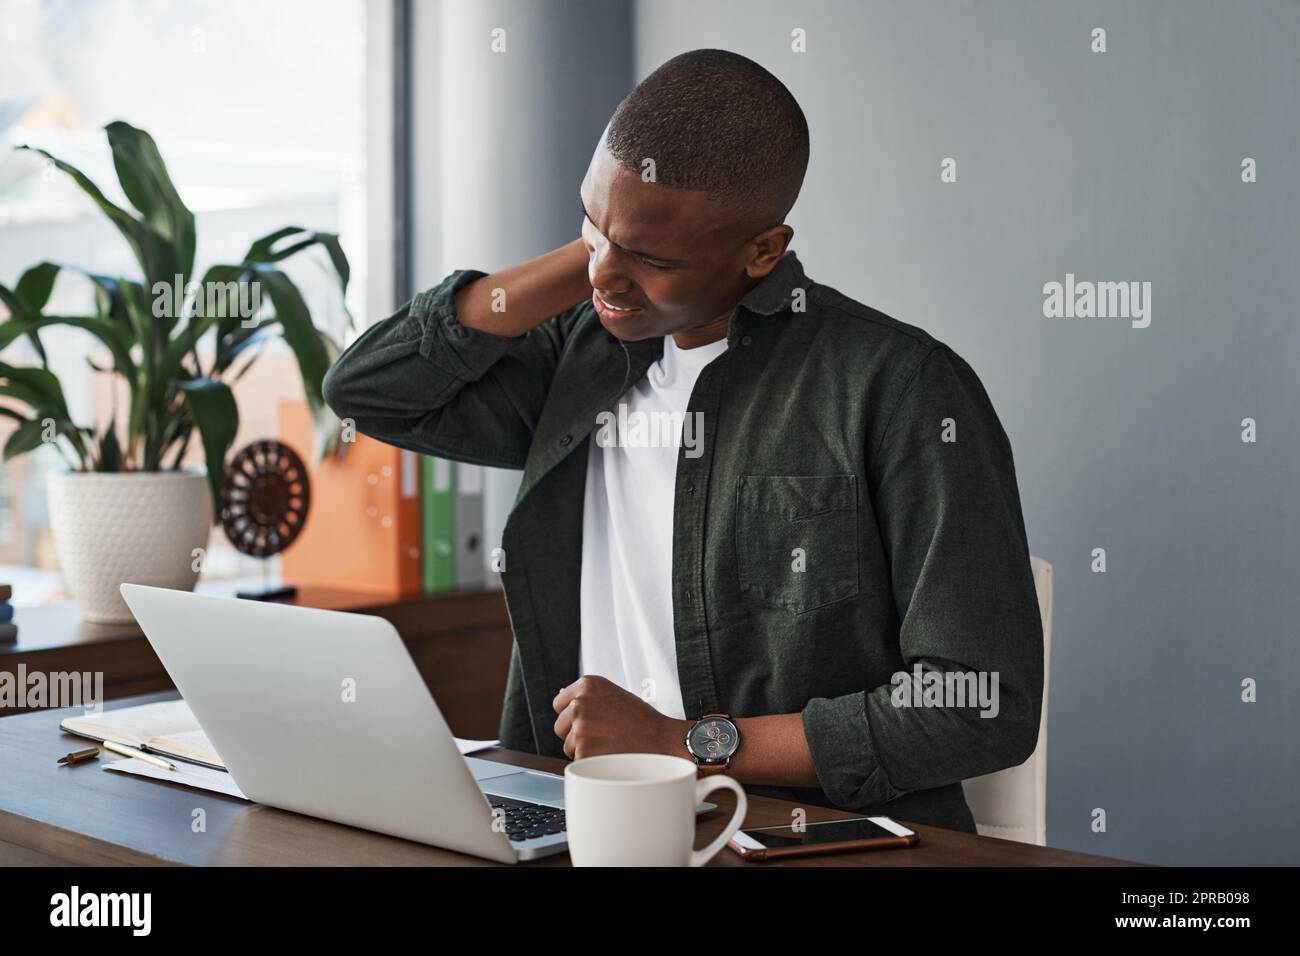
[735,475,860,614]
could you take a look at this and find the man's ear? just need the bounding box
[745,224,794,279]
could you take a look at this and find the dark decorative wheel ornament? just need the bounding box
[221,439,310,569]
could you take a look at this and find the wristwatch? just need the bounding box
[684,713,741,775]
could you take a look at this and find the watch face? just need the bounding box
[688,717,739,763]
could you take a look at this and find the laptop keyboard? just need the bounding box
[488,794,567,843]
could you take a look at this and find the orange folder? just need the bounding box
[276,400,422,595]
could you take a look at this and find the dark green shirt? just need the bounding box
[322,250,1043,833]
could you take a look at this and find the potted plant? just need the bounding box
[0,121,348,622]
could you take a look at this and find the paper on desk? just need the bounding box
[103,757,249,800]
[101,738,499,801]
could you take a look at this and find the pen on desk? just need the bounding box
[103,740,176,771]
[57,746,101,766]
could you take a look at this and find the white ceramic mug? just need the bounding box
[563,753,748,866]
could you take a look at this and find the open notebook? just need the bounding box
[60,699,225,770]
[61,697,503,791]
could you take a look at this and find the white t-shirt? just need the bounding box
[578,334,729,720]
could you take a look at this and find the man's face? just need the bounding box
[578,142,775,342]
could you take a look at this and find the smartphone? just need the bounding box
[728,815,919,861]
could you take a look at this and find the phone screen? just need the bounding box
[742,817,903,848]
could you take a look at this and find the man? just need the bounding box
[323,48,1043,833]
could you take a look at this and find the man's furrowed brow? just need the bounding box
[580,195,688,265]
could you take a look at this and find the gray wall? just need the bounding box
[409,0,633,574]
[635,0,1300,865]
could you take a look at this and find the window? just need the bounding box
[0,0,368,600]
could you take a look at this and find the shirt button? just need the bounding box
[683,590,692,604]
[741,335,753,346]
[683,484,695,495]
[559,434,573,447]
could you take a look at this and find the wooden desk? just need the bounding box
[0,587,513,738]
[0,691,1136,867]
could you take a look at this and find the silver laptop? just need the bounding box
[121,583,685,863]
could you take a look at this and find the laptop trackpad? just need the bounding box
[480,771,566,807]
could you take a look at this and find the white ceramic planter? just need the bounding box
[47,471,214,624]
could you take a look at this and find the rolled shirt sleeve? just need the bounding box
[801,344,1044,810]
[322,268,576,469]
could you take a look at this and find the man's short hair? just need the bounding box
[606,48,809,233]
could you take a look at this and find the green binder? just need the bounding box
[421,457,456,591]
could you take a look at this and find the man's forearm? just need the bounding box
[732,713,820,788]
[454,237,591,337]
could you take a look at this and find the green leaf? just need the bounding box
[71,269,145,327]
[0,382,49,411]
[244,225,308,262]
[179,378,239,510]
[0,313,137,390]
[0,362,72,419]
[159,264,253,383]
[0,375,85,465]
[15,143,180,288]
[243,227,350,293]
[225,340,268,383]
[98,420,123,472]
[3,418,48,460]
[0,315,131,471]
[105,121,196,279]
[0,282,48,363]
[312,232,351,294]
[15,262,60,312]
[251,268,330,391]
[253,268,344,459]
[213,318,276,373]
[116,279,160,455]
[118,278,154,360]
[0,416,86,463]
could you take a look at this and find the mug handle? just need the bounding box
[690,775,749,867]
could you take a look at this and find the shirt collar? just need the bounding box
[737,249,809,317]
